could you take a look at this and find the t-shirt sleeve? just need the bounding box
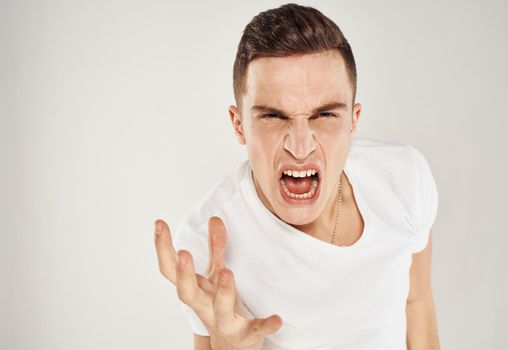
[407,144,439,253]
[173,224,211,336]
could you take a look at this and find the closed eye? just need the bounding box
[260,112,337,120]
[309,112,338,120]
[261,113,287,120]
[317,112,336,118]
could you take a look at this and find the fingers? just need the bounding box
[213,268,237,329]
[207,216,228,281]
[175,250,202,310]
[213,267,284,339]
[154,219,177,283]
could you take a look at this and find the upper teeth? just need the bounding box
[283,169,318,178]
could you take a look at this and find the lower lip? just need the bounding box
[278,177,321,206]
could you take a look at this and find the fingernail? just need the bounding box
[154,221,161,236]
[177,254,186,268]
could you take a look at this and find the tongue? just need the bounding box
[283,175,313,194]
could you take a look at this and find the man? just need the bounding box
[155,3,440,349]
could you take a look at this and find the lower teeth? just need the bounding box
[280,178,318,199]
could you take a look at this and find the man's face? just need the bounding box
[229,50,361,226]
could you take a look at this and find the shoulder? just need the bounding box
[350,136,431,163]
[349,136,437,196]
[349,137,438,252]
[348,137,418,177]
[348,137,419,205]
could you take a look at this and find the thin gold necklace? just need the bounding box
[331,175,343,245]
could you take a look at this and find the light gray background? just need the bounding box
[1,0,507,349]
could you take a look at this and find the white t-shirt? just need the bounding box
[173,137,439,350]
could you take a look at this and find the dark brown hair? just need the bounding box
[233,3,357,109]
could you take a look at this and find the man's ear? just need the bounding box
[228,105,246,145]
[351,102,362,136]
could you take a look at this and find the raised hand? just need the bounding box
[154,216,283,350]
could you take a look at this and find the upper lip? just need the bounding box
[278,163,321,180]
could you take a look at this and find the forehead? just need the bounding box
[244,50,352,113]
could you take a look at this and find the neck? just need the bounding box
[291,171,347,239]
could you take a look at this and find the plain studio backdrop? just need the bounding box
[1,0,507,349]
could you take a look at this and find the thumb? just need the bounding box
[251,314,283,337]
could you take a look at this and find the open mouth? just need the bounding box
[279,169,320,200]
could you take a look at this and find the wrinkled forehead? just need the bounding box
[243,51,353,115]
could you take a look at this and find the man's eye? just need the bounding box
[262,113,282,119]
[318,112,336,118]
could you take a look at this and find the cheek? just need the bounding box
[314,124,349,149]
[246,127,286,188]
[246,128,280,172]
[249,124,285,153]
[314,124,351,169]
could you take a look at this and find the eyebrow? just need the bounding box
[251,102,348,115]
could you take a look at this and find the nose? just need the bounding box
[283,119,316,160]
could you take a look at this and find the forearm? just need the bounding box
[406,292,441,350]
